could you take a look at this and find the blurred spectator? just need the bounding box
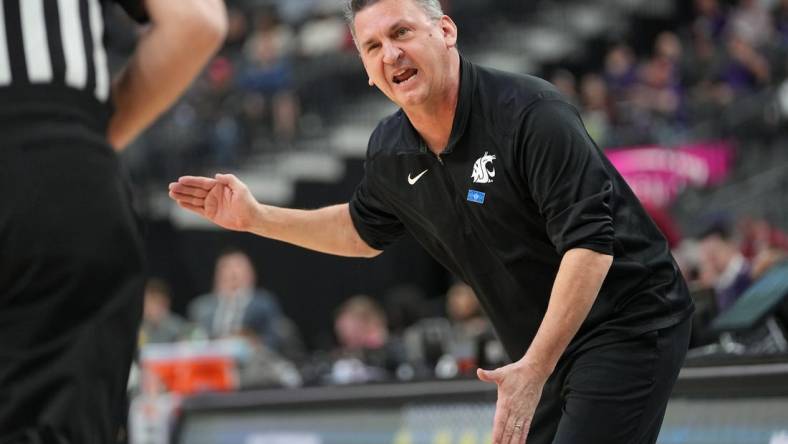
[444,283,506,374]
[239,7,300,147]
[243,8,296,72]
[579,73,614,147]
[684,20,731,117]
[686,19,724,86]
[693,0,729,44]
[776,0,788,45]
[629,40,686,142]
[656,30,684,63]
[335,295,388,349]
[298,6,349,57]
[673,239,701,284]
[739,217,788,260]
[697,223,753,312]
[604,43,638,102]
[729,0,775,49]
[445,283,489,339]
[549,69,579,106]
[188,249,294,353]
[721,34,771,94]
[634,33,684,121]
[199,57,249,168]
[139,279,195,346]
[330,295,404,383]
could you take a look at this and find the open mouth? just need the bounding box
[392,68,418,85]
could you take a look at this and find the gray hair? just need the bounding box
[344,0,444,41]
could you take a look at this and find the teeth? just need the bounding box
[393,68,415,84]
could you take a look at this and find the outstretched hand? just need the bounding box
[168,173,258,232]
[477,361,548,444]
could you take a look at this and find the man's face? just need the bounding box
[215,253,256,296]
[144,291,169,322]
[698,235,731,278]
[353,0,457,108]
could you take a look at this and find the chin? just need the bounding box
[397,90,429,107]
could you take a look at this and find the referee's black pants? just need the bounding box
[528,317,692,444]
[0,135,146,444]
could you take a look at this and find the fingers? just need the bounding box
[519,422,530,444]
[503,415,528,444]
[171,193,206,209]
[176,200,206,216]
[168,185,207,207]
[513,418,530,444]
[169,182,210,199]
[491,398,510,444]
[495,407,529,444]
[168,177,215,207]
[177,175,217,190]
[502,413,517,444]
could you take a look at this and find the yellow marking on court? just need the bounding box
[392,428,412,444]
[458,429,477,444]
[433,428,452,444]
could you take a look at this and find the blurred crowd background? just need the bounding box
[101,0,788,410]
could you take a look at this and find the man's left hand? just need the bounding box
[477,361,549,444]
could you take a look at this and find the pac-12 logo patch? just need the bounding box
[471,151,496,184]
[467,189,486,204]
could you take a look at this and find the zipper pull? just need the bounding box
[436,153,444,165]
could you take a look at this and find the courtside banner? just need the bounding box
[606,141,734,207]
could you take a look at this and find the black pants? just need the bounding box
[0,136,145,444]
[528,317,692,444]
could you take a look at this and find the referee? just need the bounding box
[169,0,694,443]
[0,1,225,443]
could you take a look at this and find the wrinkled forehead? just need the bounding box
[353,0,431,39]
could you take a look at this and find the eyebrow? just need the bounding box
[361,20,411,50]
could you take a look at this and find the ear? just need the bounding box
[358,56,375,87]
[439,16,458,48]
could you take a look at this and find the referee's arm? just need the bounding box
[108,0,227,150]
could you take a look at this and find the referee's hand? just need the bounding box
[169,173,258,232]
[477,361,547,444]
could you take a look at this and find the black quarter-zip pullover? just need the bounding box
[349,57,693,360]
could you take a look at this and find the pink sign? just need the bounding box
[606,141,734,207]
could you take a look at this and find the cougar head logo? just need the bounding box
[471,151,496,184]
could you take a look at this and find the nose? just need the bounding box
[382,41,402,65]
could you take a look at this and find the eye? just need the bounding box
[367,43,381,53]
[396,27,410,37]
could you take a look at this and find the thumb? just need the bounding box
[477,367,501,383]
[215,173,245,191]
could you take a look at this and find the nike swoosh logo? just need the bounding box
[408,169,429,185]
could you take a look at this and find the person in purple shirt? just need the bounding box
[698,224,753,312]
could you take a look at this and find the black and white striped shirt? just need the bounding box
[0,0,145,123]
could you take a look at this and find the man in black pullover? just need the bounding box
[169,0,693,442]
